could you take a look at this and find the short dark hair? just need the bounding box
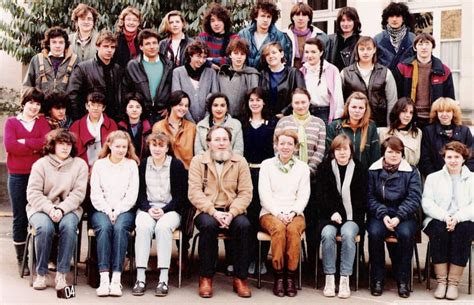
[96,30,117,47]
[440,141,471,161]
[381,136,405,158]
[250,0,280,25]
[414,33,436,50]
[167,90,191,113]
[206,125,233,143]
[225,38,250,57]
[202,3,232,35]
[123,92,146,120]
[41,26,69,51]
[21,87,45,107]
[138,29,159,46]
[86,91,106,105]
[289,2,313,29]
[44,91,70,116]
[206,93,230,126]
[381,2,413,30]
[184,40,209,63]
[335,7,361,35]
[42,128,78,157]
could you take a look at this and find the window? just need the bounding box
[310,0,346,34]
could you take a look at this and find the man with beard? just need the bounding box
[188,125,253,298]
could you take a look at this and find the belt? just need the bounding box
[248,163,261,168]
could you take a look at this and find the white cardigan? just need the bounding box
[258,157,310,218]
[422,165,474,228]
[90,156,139,215]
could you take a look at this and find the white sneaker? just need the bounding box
[338,275,351,298]
[33,274,47,290]
[55,272,67,290]
[323,274,336,297]
[109,281,123,297]
[96,278,110,296]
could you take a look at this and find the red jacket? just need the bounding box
[3,116,51,174]
[69,114,117,167]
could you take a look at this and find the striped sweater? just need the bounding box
[275,115,326,176]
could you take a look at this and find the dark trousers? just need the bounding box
[195,213,251,279]
[424,219,474,266]
[8,173,30,243]
[247,168,269,262]
[367,218,417,283]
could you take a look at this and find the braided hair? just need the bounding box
[305,37,325,86]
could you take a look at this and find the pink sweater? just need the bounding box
[3,116,51,174]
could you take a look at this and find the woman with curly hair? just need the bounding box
[69,3,100,61]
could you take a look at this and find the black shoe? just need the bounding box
[398,282,410,298]
[371,280,384,296]
[132,281,146,296]
[155,282,168,297]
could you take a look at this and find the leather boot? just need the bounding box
[446,264,464,300]
[233,278,251,297]
[273,270,285,297]
[198,276,213,298]
[286,270,297,297]
[14,244,30,276]
[433,263,448,299]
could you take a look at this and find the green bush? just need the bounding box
[0,0,254,64]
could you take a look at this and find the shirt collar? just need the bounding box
[16,113,38,122]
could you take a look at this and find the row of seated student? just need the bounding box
[4,84,473,299]
[24,2,454,130]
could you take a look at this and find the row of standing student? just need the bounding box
[4,83,473,298]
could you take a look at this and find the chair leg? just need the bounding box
[425,241,431,290]
[469,244,472,295]
[29,235,36,287]
[74,231,78,285]
[257,240,262,289]
[414,244,422,283]
[355,240,359,291]
[86,235,92,279]
[178,231,182,288]
[298,243,302,290]
[20,232,32,279]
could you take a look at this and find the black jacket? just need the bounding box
[325,33,359,71]
[313,159,367,232]
[420,122,474,176]
[259,66,306,117]
[67,56,123,120]
[136,157,188,215]
[122,54,174,119]
[158,35,194,68]
[113,32,140,69]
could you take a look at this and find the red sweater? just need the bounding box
[3,116,51,174]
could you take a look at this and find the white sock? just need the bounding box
[136,267,146,283]
[159,268,169,284]
[99,272,109,283]
[111,271,121,284]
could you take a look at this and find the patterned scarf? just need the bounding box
[292,111,311,163]
[275,155,296,173]
[386,24,407,52]
[382,158,400,173]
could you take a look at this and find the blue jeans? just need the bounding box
[29,212,79,276]
[367,218,417,283]
[321,221,359,276]
[8,173,30,244]
[91,211,135,272]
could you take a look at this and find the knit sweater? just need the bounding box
[90,156,139,215]
[243,120,276,164]
[3,116,51,174]
[275,115,326,175]
[26,155,88,220]
[197,32,238,66]
[258,157,311,217]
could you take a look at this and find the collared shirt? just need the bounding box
[145,155,172,208]
[16,113,38,132]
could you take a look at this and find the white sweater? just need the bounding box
[422,165,474,228]
[258,157,311,217]
[90,156,139,215]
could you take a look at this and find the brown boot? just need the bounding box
[198,276,213,298]
[433,263,448,299]
[286,270,297,297]
[273,270,285,297]
[446,264,464,300]
[233,278,251,297]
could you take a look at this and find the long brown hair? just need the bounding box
[341,91,372,152]
[98,130,140,164]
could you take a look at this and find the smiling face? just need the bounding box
[444,149,464,173]
[210,15,225,34]
[171,97,189,119]
[126,100,142,121]
[303,43,323,66]
[348,98,366,122]
[23,100,42,119]
[77,11,94,33]
[384,146,403,165]
[357,41,376,64]
[124,13,140,33]
[398,104,414,128]
[334,143,352,166]
[139,36,159,60]
[208,128,231,158]
[265,46,284,69]
[86,101,105,121]
[437,109,454,126]
[211,97,228,121]
[291,93,310,116]
[168,15,184,36]
[189,52,207,70]
[109,138,129,162]
[340,14,354,35]
[248,93,264,115]
[49,36,66,57]
[276,135,297,163]
[256,9,272,33]
[54,141,72,160]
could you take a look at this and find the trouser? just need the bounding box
[194,213,251,279]
[260,214,306,271]
[8,173,30,244]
